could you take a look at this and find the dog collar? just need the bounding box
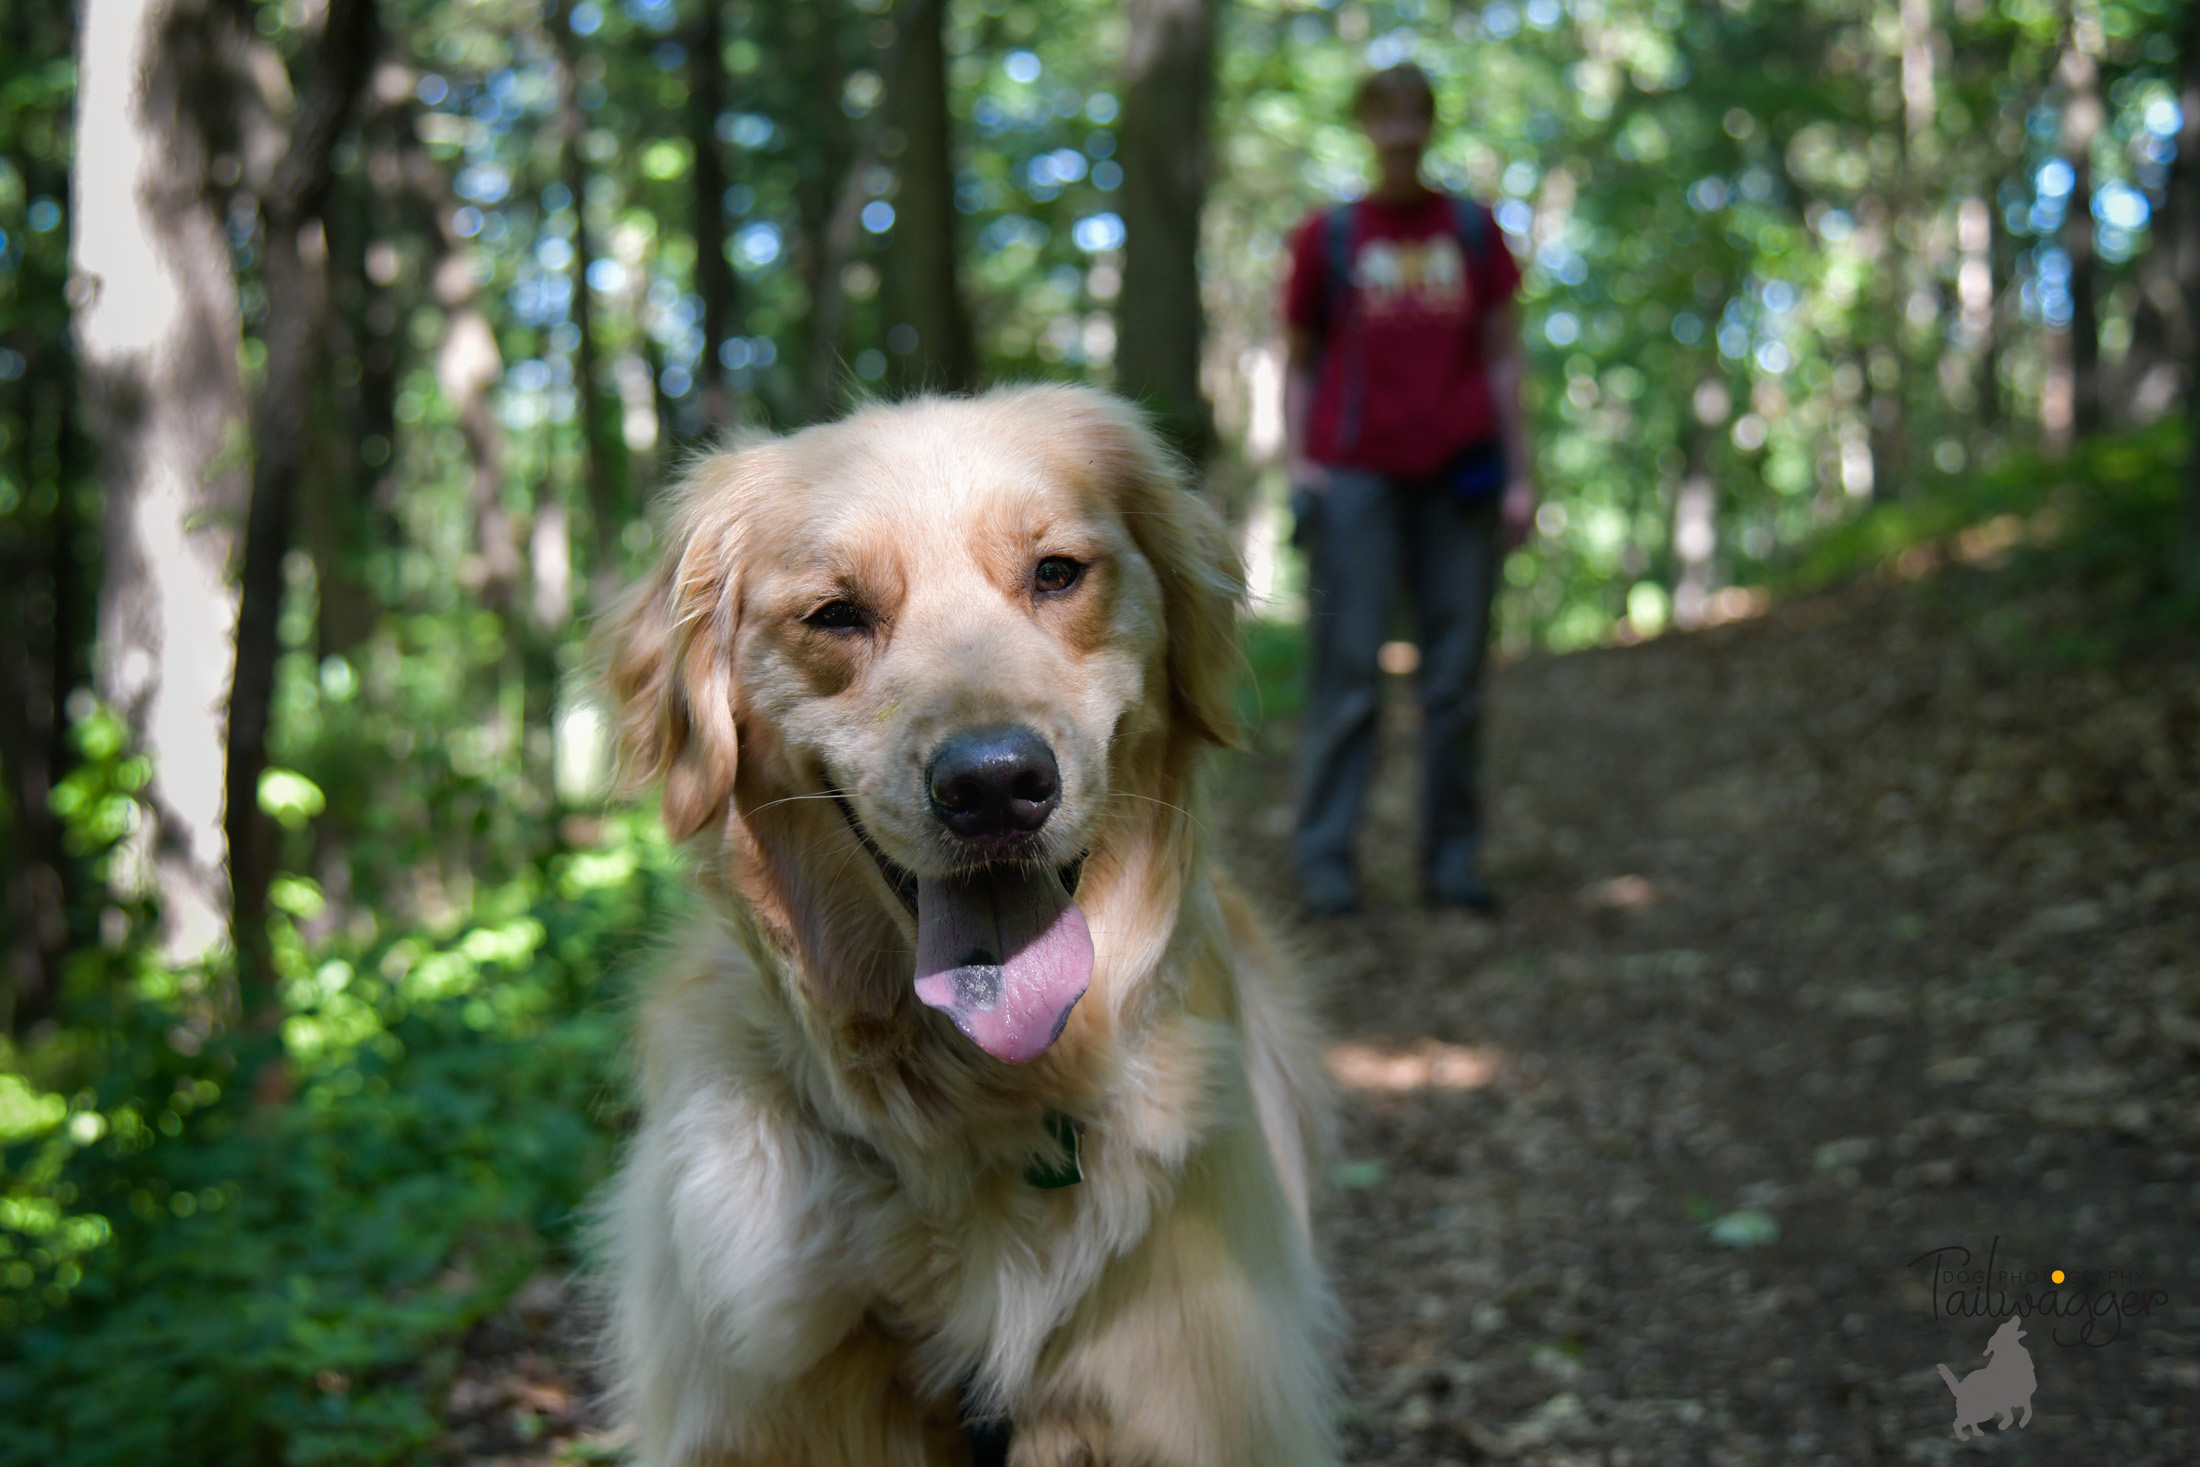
[1025,1111,1083,1188]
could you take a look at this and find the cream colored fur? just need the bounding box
[594,385,1337,1466]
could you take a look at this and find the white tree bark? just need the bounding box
[71,0,247,963]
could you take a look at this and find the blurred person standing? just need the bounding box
[1283,62,1534,916]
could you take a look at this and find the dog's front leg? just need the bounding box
[1013,1122,1338,1467]
[610,1073,910,1465]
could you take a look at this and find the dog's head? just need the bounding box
[602,386,1242,1065]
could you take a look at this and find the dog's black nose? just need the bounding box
[927,726,1060,840]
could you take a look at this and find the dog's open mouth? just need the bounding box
[834,796,1093,1065]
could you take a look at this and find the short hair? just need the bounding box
[1351,63,1436,123]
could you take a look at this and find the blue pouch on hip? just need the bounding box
[1446,443,1505,502]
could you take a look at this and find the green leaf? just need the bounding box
[1708,1209,1780,1249]
[258,768,327,830]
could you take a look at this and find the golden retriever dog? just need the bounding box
[594,384,1336,1466]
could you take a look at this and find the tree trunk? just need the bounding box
[790,0,858,423]
[1956,195,1996,423]
[643,326,679,456]
[1899,0,1937,144]
[1870,349,1909,494]
[441,296,518,601]
[1984,206,2012,428]
[403,134,521,607]
[0,388,66,1031]
[804,157,871,421]
[358,105,406,521]
[311,122,391,661]
[2180,0,2200,589]
[2066,153,2101,437]
[1,0,87,1031]
[691,0,739,433]
[2061,29,2105,439]
[225,211,327,992]
[223,0,378,995]
[1671,417,1718,629]
[71,0,249,965]
[552,0,623,566]
[886,0,978,396]
[1891,0,1938,492]
[1115,0,1221,461]
[0,362,85,1033]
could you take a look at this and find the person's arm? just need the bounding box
[1482,301,1535,547]
[1284,324,1329,493]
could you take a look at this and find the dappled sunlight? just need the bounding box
[1890,510,2055,580]
[1326,1039,1506,1093]
[1580,874,1658,911]
[1697,586,1771,627]
[1376,639,1421,676]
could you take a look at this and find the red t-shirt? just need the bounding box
[1283,190,1522,478]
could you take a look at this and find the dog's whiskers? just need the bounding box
[746,791,854,818]
[1107,790,1192,818]
[1106,789,1210,838]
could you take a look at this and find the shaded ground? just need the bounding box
[446,563,2200,1464]
[1225,565,2200,1466]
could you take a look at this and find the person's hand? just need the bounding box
[1288,455,1332,495]
[1501,477,1536,550]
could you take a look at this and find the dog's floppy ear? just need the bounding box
[598,454,751,841]
[1079,391,1247,748]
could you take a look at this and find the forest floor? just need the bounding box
[441,556,2200,1465]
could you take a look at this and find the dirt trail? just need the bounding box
[1219,569,2200,1465]
[445,568,2200,1465]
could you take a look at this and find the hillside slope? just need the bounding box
[1229,564,2199,1464]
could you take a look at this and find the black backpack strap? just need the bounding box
[1318,202,1368,455]
[1320,202,1357,347]
[1446,194,1491,266]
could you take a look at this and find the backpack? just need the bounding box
[1314,194,1496,456]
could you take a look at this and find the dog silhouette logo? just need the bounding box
[1936,1317,2037,1439]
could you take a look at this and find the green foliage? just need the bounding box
[1239,614,1312,726]
[46,707,153,870]
[0,815,680,1466]
[1780,422,2200,655]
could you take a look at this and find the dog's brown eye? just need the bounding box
[804,599,870,632]
[1034,556,1083,594]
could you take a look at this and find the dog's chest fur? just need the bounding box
[627,920,1245,1406]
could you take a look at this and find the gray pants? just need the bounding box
[1293,467,1502,887]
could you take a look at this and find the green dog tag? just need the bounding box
[1024,1112,1084,1189]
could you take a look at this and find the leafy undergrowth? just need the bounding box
[1239,614,1312,726]
[0,815,682,1467]
[1773,423,2200,658]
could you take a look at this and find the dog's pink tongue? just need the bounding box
[913,867,1092,1064]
